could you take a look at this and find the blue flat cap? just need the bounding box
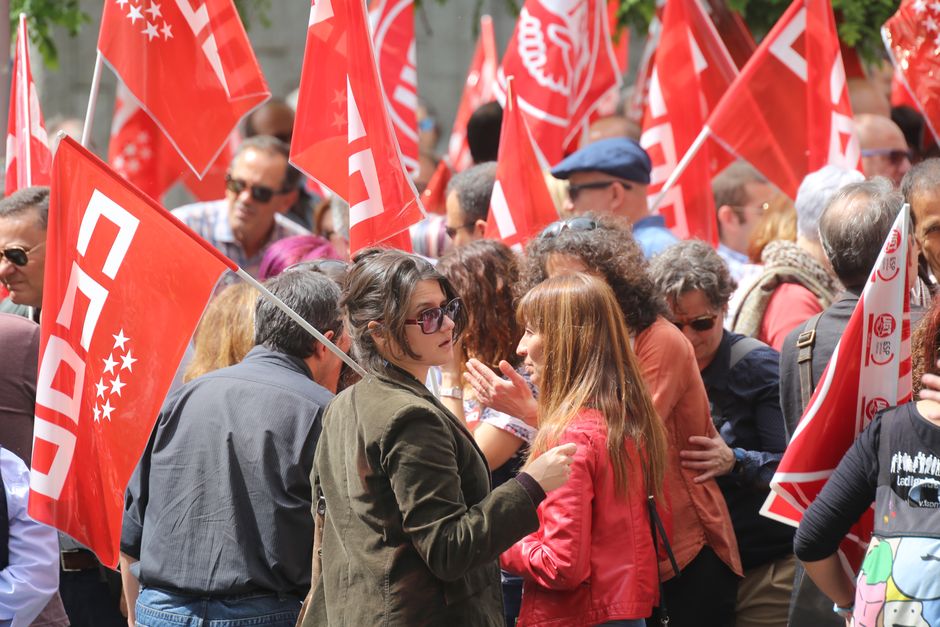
[550,137,652,184]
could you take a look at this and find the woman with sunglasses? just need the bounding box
[501,272,669,627]
[303,248,577,627]
[648,240,795,627]
[464,214,742,627]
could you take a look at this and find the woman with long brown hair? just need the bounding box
[501,272,669,627]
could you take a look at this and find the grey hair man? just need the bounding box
[0,186,49,321]
[444,161,497,248]
[120,270,349,625]
[794,166,866,270]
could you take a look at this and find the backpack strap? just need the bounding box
[797,313,823,411]
[728,337,767,370]
[0,449,8,570]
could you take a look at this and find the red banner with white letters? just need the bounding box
[28,137,234,567]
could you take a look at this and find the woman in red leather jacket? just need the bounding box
[501,273,669,627]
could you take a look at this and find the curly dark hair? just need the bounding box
[436,240,522,368]
[519,214,666,333]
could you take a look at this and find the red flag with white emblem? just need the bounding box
[763,209,912,571]
[883,0,940,144]
[447,15,499,173]
[485,77,559,250]
[699,0,860,199]
[368,0,419,175]
[291,0,423,253]
[28,136,235,567]
[5,14,52,194]
[640,0,737,244]
[496,0,622,165]
[96,0,269,178]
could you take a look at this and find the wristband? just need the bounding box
[439,386,463,400]
[833,602,853,618]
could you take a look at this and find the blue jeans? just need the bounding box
[597,621,645,626]
[135,587,301,627]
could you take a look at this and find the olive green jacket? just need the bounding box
[303,363,540,626]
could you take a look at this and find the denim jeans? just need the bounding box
[135,587,301,627]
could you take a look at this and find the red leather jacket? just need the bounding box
[501,409,659,627]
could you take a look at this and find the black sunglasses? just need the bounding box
[539,216,599,239]
[405,298,462,334]
[0,242,44,267]
[861,148,913,166]
[567,179,632,201]
[225,174,290,203]
[672,314,719,333]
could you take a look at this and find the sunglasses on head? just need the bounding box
[861,148,913,166]
[567,179,632,201]
[225,174,290,203]
[672,314,719,333]
[405,298,462,334]
[0,242,44,267]
[539,216,599,239]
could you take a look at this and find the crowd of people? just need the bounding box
[3,75,940,627]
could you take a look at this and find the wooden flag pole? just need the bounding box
[235,268,369,379]
[649,126,711,214]
[81,52,104,149]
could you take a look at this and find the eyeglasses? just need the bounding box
[729,201,771,215]
[671,314,719,333]
[0,242,44,267]
[405,298,462,334]
[861,148,914,166]
[225,174,290,203]
[539,216,599,239]
[567,180,632,201]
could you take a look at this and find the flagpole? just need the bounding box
[649,126,711,213]
[235,268,369,379]
[81,52,103,149]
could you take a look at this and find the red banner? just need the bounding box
[28,137,234,567]
[97,0,269,177]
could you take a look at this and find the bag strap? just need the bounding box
[797,313,823,411]
[648,492,679,627]
[296,480,326,625]
[728,337,766,370]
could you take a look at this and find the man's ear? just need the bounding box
[316,329,335,357]
[716,204,739,227]
[277,188,299,215]
[473,219,487,238]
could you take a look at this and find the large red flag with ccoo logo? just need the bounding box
[368,0,419,175]
[5,14,52,194]
[496,0,622,165]
[28,136,235,567]
[97,0,269,178]
[291,0,423,253]
[763,209,912,572]
[700,0,860,199]
[447,15,498,173]
[486,77,559,250]
[640,0,737,244]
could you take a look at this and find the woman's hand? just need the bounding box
[525,443,577,492]
[464,359,538,426]
[679,435,736,483]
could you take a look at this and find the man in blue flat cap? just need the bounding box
[551,137,678,258]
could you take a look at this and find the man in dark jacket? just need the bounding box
[120,271,349,626]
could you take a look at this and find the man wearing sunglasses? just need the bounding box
[0,186,49,323]
[855,114,913,187]
[549,137,678,259]
[172,135,309,281]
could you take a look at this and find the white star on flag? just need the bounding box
[143,21,159,41]
[94,405,102,423]
[927,15,939,31]
[121,350,138,372]
[145,1,161,19]
[915,0,928,12]
[110,375,127,397]
[128,3,144,24]
[113,329,130,350]
[161,22,173,40]
[136,131,149,143]
[101,399,115,422]
[932,0,940,13]
[96,377,108,398]
[103,353,119,375]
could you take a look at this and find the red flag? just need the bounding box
[883,0,940,144]
[368,0,419,175]
[701,0,860,199]
[28,137,235,567]
[180,130,238,201]
[485,77,559,250]
[496,0,622,164]
[5,14,52,194]
[703,0,757,69]
[607,0,629,74]
[97,0,269,177]
[447,15,498,173]
[640,0,737,244]
[764,210,912,571]
[420,158,452,215]
[291,0,423,253]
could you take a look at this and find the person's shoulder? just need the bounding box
[636,316,692,353]
[273,212,312,236]
[0,310,38,335]
[0,298,33,320]
[0,447,29,488]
